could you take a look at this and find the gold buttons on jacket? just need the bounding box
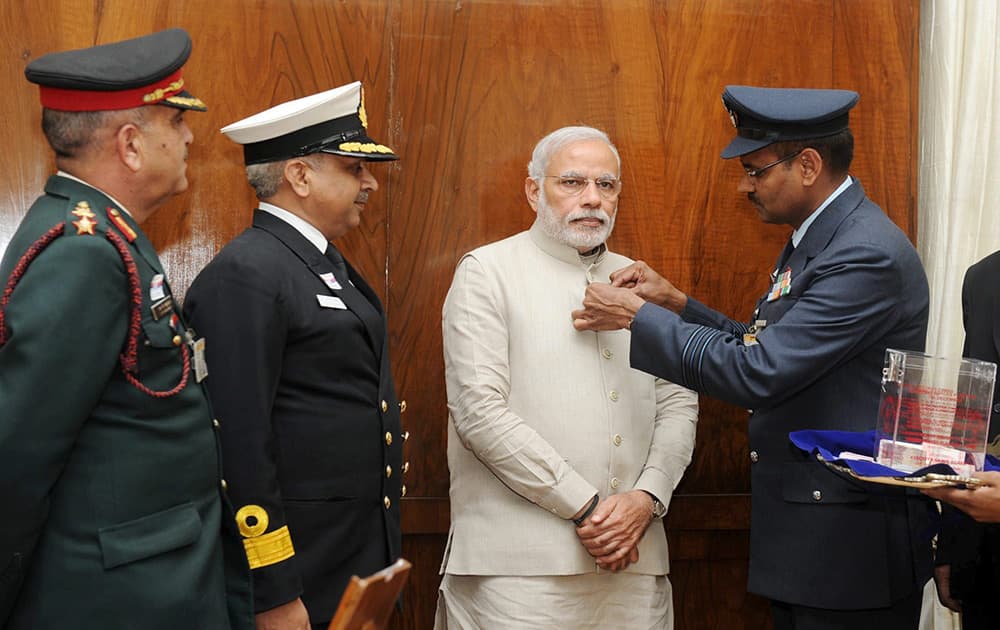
[220,479,228,491]
[385,465,392,478]
[602,348,613,359]
[381,400,388,413]
[401,485,407,498]
[609,391,619,402]
[399,400,407,413]
[172,335,183,347]
[384,496,391,509]
[610,477,620,489]
[402,462,410,474]
[385,432,393,446]
[750,451,759,462]
[212,418,220,429]
[402,431,410,442]
[613,434,623,447]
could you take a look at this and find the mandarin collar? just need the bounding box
[528,219,607,267]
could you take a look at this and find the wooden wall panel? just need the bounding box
[0,2,918,628]
[834,0,920,236]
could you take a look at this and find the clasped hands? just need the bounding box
[573,490,655,572]
[572,261,686,331]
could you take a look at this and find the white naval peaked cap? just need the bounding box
[220,81,398,165]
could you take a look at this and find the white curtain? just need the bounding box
[918,2,1000,629]
[919,0,1000,357]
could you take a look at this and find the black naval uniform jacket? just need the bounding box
[0,176,252,629]
[628,181,935,611]
[934,250,1000,629]
[184,209,403,624]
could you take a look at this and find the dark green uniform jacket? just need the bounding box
[0,175,252,629]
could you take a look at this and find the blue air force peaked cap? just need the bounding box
[221,81,398,165]
[720,85,859,159]
[24,28,206,112]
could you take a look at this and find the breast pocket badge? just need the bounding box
[766,268,792,302]
[317,294,347,310]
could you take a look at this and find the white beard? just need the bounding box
[536,188,616,250]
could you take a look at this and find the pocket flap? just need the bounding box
[98,502,201,569]
[141,315,178,348]
[782,461,869,504]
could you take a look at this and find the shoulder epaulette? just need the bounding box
[2,199,189,397]
[62,199,137,244]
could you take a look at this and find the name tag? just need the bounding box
[317,295,347,309]
[150,296,174,320]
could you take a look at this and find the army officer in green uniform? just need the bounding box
[0,29,252,629]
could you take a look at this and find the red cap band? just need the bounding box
[38,69,185,111]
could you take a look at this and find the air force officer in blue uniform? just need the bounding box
[573,86,934,629]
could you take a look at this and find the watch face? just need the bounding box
[653,500,667,518]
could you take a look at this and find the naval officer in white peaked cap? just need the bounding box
[184,81,407,630]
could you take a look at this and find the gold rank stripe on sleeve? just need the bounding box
[242,525,296,569]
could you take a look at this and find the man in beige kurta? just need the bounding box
[435,126,698,629]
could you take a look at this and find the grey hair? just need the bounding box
[42,107,147,159]
[245,154,322,199]
[526,126,621,181]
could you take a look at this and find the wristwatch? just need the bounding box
[643,491,667,519]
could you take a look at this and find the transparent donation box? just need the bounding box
[876,349,997,476]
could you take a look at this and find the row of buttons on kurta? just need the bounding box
[603,348,620,404]
[605,341,625,489]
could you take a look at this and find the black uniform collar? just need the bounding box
[252,210,332,276]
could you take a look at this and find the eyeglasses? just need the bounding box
[544,175,622,199]
[742,150,803,179]
[545,175,622,199]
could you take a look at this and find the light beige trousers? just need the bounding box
[434,573,673,629]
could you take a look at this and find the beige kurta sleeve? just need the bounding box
[443,254,598,519]
[634,378,698,509]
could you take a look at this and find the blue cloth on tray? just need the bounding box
[789,429,1000,477]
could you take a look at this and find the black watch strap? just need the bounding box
[642,490,667,518]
